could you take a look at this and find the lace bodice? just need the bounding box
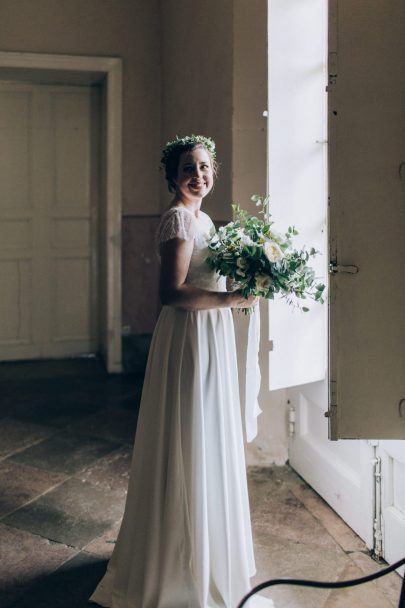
[156,206,226,292]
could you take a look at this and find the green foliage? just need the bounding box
[161,134,216,168]
[206,195,326,312]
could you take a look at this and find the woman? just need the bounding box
[89,135,271,608]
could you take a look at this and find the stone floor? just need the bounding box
[0,358,402,608]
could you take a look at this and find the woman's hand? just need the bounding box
[229,290,259,309]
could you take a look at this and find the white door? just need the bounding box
[267,0,405,553]
[287,382,374,548]
[0,82,99,360]
[379,442,405,573]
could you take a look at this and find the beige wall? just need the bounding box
[160,0,234,221]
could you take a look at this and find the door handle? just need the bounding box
[329,262,359,274]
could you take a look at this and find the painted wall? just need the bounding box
[160,0,234,222]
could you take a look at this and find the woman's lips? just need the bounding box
[190,182,205,189]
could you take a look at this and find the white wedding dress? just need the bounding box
[89,206,273,608]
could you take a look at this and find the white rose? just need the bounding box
[240,233,254,247]
[263,241,283,263]
[269,230,283,243]
[255,274,272,293]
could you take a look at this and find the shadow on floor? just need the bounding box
[3,553,108,608]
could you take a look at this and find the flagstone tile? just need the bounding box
[7,551,107,608]
[0,417,56,460]
[280,467,367,553]
[0,460,66,518]
[0,357,105,382]
[252,529,348,608]
[348,551,402,607]
[68,405,139,446]
[76,446,132,493]
[0,389,33,419]
[11,395,106,428]
[323,559,395,608]
[248,468,340,551]
[83,522,121,559]
[0,523,77,608]
[2,477,125,549]
[9,431,120,475]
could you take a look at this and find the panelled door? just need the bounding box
[0,82,99,360]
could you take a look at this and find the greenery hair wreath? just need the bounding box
[160,134,216,169]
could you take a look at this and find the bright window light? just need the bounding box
[267,0,328,391]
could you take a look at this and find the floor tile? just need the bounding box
[76,446,132,493]
[2,477,126,549]
[284,467,367,553]
[0,417,56,459]
[0,460,66,518]
[323,559,395,608]
[348,551,402,607]
[68,404,139,445]
[0,357,106,382]
[0,390,34,419]
[249,467,340,551]
[11,393,106,427]
[83,522,121,559]
[9,430,121,474]
[7,551,108,608]
[0,523,77,608]
[252,530,348,608]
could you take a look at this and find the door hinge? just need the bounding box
[328,52,338,89]
[325,380,338,417]
[288,401,296,437]
[371,455,383,559]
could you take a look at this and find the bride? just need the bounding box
[89,135,272,608]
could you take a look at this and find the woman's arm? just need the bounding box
[159,237,257,311]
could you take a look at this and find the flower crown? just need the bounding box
[160,134,216,168]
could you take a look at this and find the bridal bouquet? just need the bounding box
[206,195,325,313]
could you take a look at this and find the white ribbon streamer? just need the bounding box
[245,303,262,442]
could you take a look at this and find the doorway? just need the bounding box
[0,52,122,372]
[267,0,405,567]
[0,82,100,360]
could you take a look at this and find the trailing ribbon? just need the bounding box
[245,303,262,442]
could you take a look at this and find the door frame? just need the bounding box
[0,51,122,372]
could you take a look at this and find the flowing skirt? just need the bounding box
[89,306,260,608]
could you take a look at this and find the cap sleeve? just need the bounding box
[157,207,196,245]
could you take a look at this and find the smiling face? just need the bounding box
[174,146,214,202]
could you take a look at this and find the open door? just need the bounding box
[268,0,405,556]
